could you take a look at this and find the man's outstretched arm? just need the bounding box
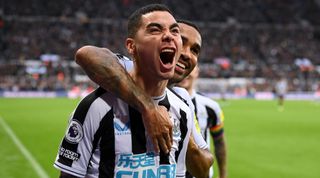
[75,45,172,153]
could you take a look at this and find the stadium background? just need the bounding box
[1,0,320,97]
[1,0,320,178]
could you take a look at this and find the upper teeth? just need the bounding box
[176,62,186,69]
[162,49,174,53]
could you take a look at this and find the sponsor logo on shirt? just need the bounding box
[59,147,81,161]
[115,153,176,178]
[114,118,130,136]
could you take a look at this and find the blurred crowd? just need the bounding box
[3,0,320,24]
[1,0,320,93]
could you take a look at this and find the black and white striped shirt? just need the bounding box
[116,55,208,150]
[190,90,225,178]
[54,87,193,178]
[190,90,224,143]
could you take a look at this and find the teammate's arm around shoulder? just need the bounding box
[75,45,126,87]
[74,45,172,153]
[186,134,214,178]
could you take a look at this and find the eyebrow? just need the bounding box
[146,22,162,29]
[146,22,180,30]
[170,23,180,30]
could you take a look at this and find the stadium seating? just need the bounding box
[1,0,320,92]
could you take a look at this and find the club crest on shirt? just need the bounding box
[172,117,181,138]
[65,120,83,144]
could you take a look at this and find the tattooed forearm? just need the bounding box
[75,45,154,111]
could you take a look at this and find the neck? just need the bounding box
[186,87,193,96]
[131,71,168,97]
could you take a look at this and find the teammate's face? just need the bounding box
[177,65,199,91]
[126,11,182,81]
[170,23,202,84]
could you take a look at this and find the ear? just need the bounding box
[126,38,135,55]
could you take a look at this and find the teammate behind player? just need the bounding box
[177,65,227,178]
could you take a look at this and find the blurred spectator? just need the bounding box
[1,0,320,93]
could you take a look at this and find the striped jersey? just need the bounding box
[115,53,134,71]
[190,90,224,178]
[171,87,208,149]
[191,90,224,143]
[112,54,208,150]
[54,87,193,178]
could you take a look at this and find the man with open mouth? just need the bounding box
[74,19,214,177]
[54,4,209,178]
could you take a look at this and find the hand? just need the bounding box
[141,105,173,153]
[186,133,214,178]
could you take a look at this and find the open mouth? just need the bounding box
[174,58,189,75]
[176,61,186,69]
[160,49,175,65]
